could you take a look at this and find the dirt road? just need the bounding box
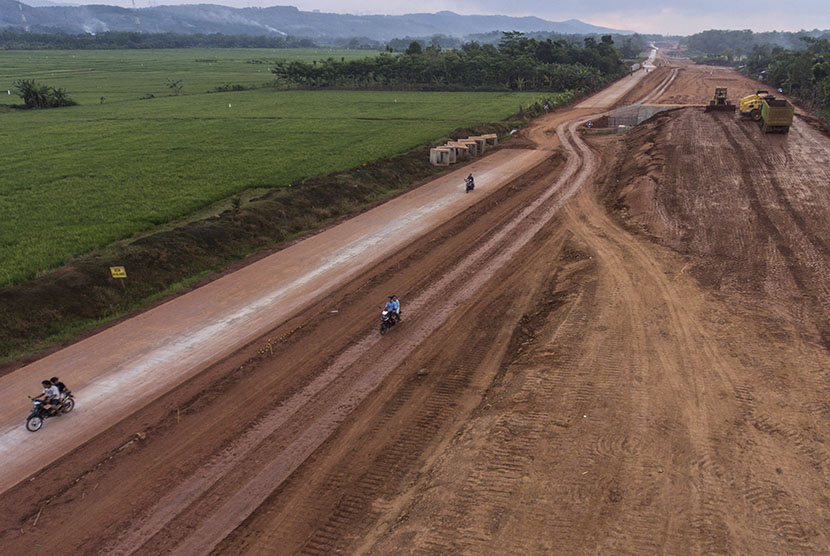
[1,58,828,555]
[0,144,548,494]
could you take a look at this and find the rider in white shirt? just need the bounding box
[36,380,61,414]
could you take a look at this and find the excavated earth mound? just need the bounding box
[608,107,830,350]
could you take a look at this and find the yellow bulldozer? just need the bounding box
[738,90,774,120]
[705,87,735,112]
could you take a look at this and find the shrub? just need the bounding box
[13,79,76,109]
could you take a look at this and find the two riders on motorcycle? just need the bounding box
[34,379,61,415]
[384,295,401,325]
[33,377,69,416]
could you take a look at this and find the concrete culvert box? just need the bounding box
[430,147,453,166]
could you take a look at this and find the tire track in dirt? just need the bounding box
[636,68,679,105]
[227,259,566,556]
[599,96,830,552]
[363,99,826,553]
[294,324,504,555]
[730,119,830,260]
[401,258,600,556]
[570,187,826,553]
[623,69,829,547]
[366,62,827,555]
[562,196,730,555]
[577,154,826,554]
[715,116,830,349]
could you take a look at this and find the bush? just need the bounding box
[13,79,76,109]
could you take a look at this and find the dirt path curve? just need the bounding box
[0,65,650,496]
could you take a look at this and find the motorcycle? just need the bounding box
[465,177,475,193]
[26,391,75,432]
[379,309,399,335]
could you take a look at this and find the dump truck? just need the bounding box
[705,87,735,112]
[760,98,794,133]
[738,90,772,120]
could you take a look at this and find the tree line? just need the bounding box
[744,37,830,119]
[0,30,316,50]
[683,29,830,57]
[385,32,648,59]
[271,32,629,91]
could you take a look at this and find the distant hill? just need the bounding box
[0,2,632,39]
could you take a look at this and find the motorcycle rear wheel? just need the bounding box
[61,398,75,413]
[26,416,43,432]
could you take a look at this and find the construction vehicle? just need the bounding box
[760,97,794,133]
[705,87,735,112]
[738,90,773,120]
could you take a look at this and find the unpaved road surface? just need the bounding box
[0,146,549,494]
[1,58,828,555]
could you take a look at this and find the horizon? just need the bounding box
[13,0,830,36]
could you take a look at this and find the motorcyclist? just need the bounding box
[384,296,398,324]
[35,379,61,415]
[465,174,475,192]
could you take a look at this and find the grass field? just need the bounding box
[0,49,548,286]
[0,48,376,105]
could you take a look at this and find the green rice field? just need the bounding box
[0,48,376,104]
[0,49,548,286]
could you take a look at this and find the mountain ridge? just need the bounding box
[0,2,633,39]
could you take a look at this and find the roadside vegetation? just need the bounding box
[744,38,830,120]
[683,29,830,59]
[272,32,628,91]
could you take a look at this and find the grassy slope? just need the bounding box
[0,49,541,285]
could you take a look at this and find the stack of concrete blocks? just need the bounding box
[429,146,454,166]
[429,133,498,166]
[446,141,471,161]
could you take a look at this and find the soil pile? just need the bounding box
[607,107,830,349]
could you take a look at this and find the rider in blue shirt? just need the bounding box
[391,295,401,320]
[385,296,400,324]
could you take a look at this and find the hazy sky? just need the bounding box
[112,1,830,35]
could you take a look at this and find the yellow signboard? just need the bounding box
[110,266,127,279]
